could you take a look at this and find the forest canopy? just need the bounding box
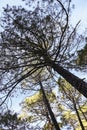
[0,0,87,129]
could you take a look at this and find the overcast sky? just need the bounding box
[71,0,87,30]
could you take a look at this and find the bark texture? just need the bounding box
[50,61,87,98]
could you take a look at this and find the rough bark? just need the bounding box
[39,81,60,130]
[49,60,87,98]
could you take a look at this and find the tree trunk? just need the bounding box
[73,100,85,130]
[39,81,60,130]
[44,104,53,130]
[49,60,87,98]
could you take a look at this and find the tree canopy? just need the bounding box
[76,43,87,69]
[0,0,87,129]
[0,0,87,103]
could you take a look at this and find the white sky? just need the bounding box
[0,0,87,29]
[0,0,87,112]
[71,0,87,31]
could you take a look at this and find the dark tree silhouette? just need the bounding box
[0,110,29,130]
[39,80,60,130]
[0,0,87,107]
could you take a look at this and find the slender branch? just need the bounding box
[54,0,69,61]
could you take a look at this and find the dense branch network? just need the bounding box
[0,0,86,106]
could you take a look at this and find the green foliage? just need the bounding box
[25,91,42,105]
[24,90,56,106]
[57,77,87,129]
[19,89,60,129]
[0,110,23,130]
[76,44,87,67]
[0,0,87,129]
[58,77,82,101]
[79,105,87,113]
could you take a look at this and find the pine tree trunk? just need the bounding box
[73,101,85,130]
[39,81,60,130]
[49,61,87,98]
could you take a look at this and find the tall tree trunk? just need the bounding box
[39,81,60,130]
[49,60,87,98]
[44,105,53,130]
[73,100,85,130]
